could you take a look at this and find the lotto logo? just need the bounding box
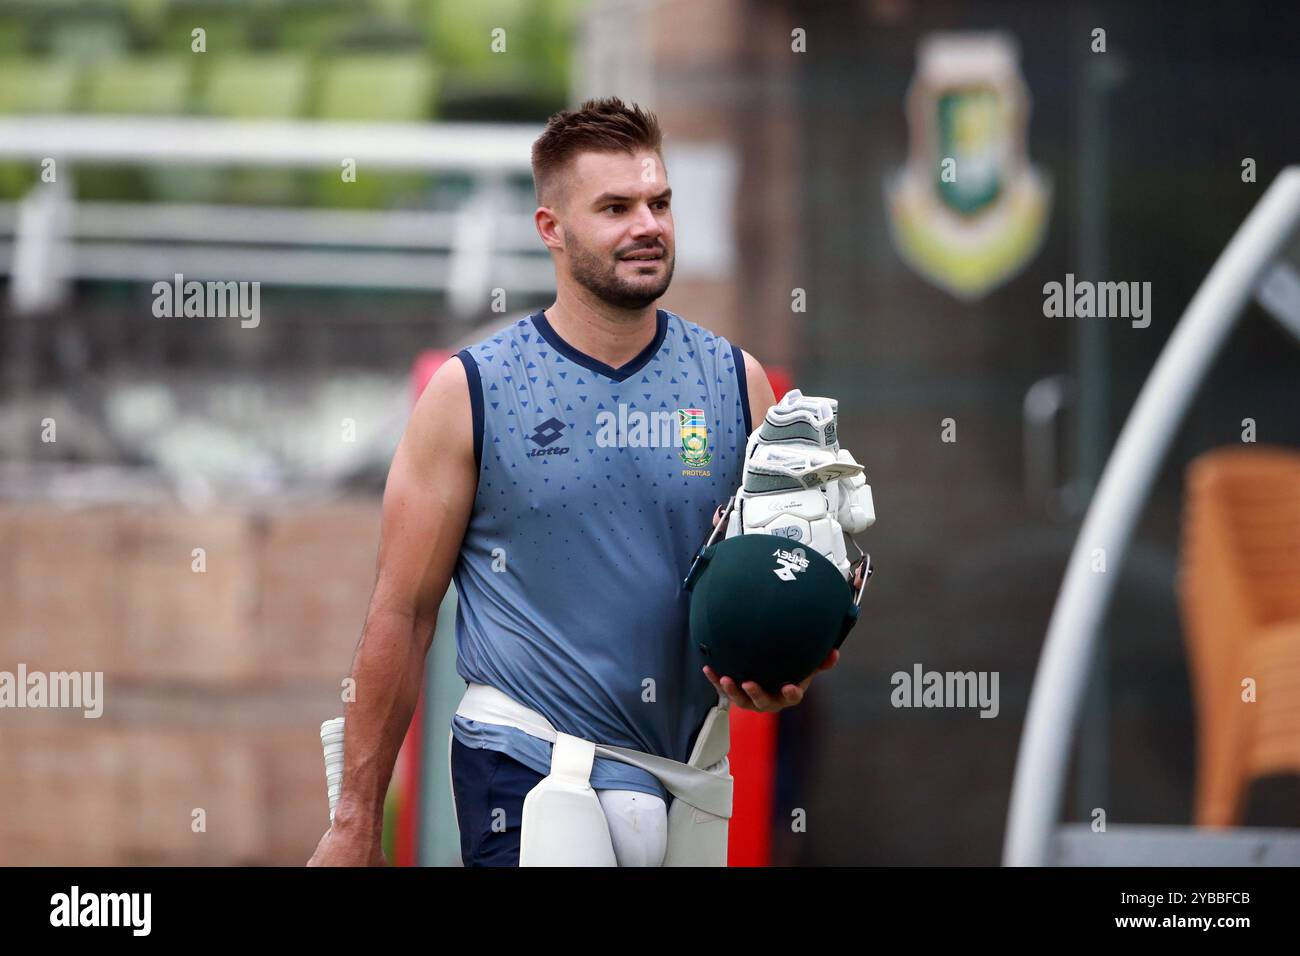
[527,417,570,458]
[528,417,566,447]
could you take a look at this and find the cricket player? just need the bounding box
[308,97,868,867]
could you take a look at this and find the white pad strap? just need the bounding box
[457,683,732,819]
[549,732,596,784]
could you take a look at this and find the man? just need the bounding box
[308,97,855,867]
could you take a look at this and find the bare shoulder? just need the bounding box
[415,353,470,413]
[403,353,474,469]
[740,348,769,386]
[739,348,777,424]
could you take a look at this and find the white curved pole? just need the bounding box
[1004,168,1300,866]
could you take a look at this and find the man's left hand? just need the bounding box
[704,648,839,712]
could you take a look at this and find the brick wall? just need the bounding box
[0,498,383,865]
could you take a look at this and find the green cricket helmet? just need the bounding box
[683,523,870,693]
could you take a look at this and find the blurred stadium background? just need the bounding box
[1,0,1299,866]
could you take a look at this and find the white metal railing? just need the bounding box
[0,115,549,317]
[0,116,540,171]
[1003,167,1300,866]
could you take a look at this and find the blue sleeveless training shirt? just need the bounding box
[449,308,753,800]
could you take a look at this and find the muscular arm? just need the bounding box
[316,356,477,861]
[741,348,778,436]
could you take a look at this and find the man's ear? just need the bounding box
[535,207,565,251]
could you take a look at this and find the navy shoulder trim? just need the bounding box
[732,343,753,438]
[456,348,484,472]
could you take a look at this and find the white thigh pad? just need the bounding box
[519,733,617,866]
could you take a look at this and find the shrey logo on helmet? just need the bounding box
[772,546,811,581]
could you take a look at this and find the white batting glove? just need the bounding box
[748,389,840,450]
[725,443,857,579]
[750,389,874,534]
[725,390,875,581]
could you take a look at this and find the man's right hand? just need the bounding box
[306,820,387,867]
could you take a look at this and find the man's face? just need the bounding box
[551,149,675,311]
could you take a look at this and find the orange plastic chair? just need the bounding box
[1177,446,1300,826]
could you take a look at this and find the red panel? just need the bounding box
[726,708,778,866]
[766,365,795,404]
[394,695,422,868]
[726,364,791,867]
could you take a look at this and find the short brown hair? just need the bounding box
[531,97,664,206]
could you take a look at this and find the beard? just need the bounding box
[567,235,675,311]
